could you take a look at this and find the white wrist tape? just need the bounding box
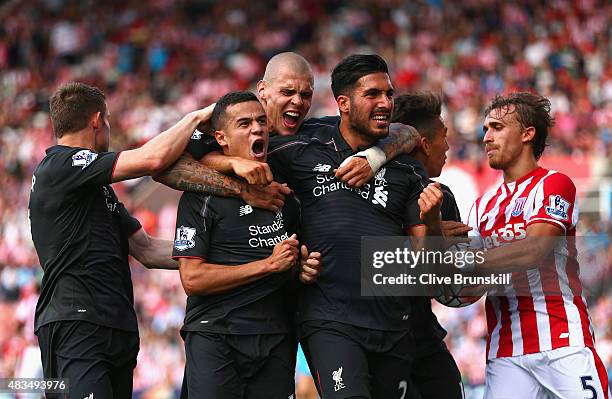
[339,147,387,173]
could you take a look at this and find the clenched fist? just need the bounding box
[298,244,321,284]
[267,234,299,273]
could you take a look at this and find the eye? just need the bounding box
[301,91,313,100]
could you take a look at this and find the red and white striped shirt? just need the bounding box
[467,166,595,360]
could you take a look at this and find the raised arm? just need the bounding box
[128,228,178,270]
[154,153,289,212]
[335,123,420,187]
[111,104,215,182]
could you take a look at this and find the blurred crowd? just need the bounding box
[0,0,610,397]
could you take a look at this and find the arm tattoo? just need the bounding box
[376,124,419,160]
[154,154,242,197]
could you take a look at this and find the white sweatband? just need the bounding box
[339,147,387,174]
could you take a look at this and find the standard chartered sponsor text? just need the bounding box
[248,219,289,248]
[312,174,371,199]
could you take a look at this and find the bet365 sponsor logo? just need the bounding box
[484,222,526,248]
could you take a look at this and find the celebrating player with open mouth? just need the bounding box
[172,91,321,398]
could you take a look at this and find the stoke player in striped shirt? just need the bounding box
[463,93,609,398]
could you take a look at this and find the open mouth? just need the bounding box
[371,112,390,126]
[251,139,266,158]
[282,111,301,128]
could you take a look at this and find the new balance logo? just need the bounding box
[332,366,346,392]
[371,186,388,208]
[313,163,332,172]
[239,205,253,216]
[83,394,94,399]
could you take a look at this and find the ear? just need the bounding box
[421,136,431,156]
[256,80,267,102]
[337,95,350,115]
[522,126,536,144]
[91,112,101,129]
[214,130,228,149]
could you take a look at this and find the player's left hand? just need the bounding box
[299,244,321,284]
[418,182,443,225]
[335,156,373,188]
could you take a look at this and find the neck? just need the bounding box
[339,115,376,151]
[57,130,94,151]
[503,153,539,183]
[411,151,436,178]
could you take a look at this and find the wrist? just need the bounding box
[262,257,278,274]
[238,181,248,198]
[359,147,387,173]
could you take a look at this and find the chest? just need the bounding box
[477,188,536,248]
[212,199,299,249]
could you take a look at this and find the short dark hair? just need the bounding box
[392,92,443,140]
[49,82,106,138]
[484,92,554,160]
[331,54,389,98]
[211,91,260,130]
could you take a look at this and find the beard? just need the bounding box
[348,109,388,145]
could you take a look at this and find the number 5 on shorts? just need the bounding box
[581,376,597,399]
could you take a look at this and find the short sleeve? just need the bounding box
[55,148,119,191]
[186,131,222,161]
[527,172,577,233]
[118,202,142,236]
[172,193,213,259]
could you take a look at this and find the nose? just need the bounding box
[290,93,303,107]
[250,120,264,135]
[483,129,493,144]
[379,94,392,110]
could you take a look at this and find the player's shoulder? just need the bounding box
[268,134,312,154]
[297,116,339,139]
[388,154,427,177]
[39,145,109,174]
[539,169,576,191]
[179,191,213,209]
[300,115,339,130]
[438,182,456,198]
